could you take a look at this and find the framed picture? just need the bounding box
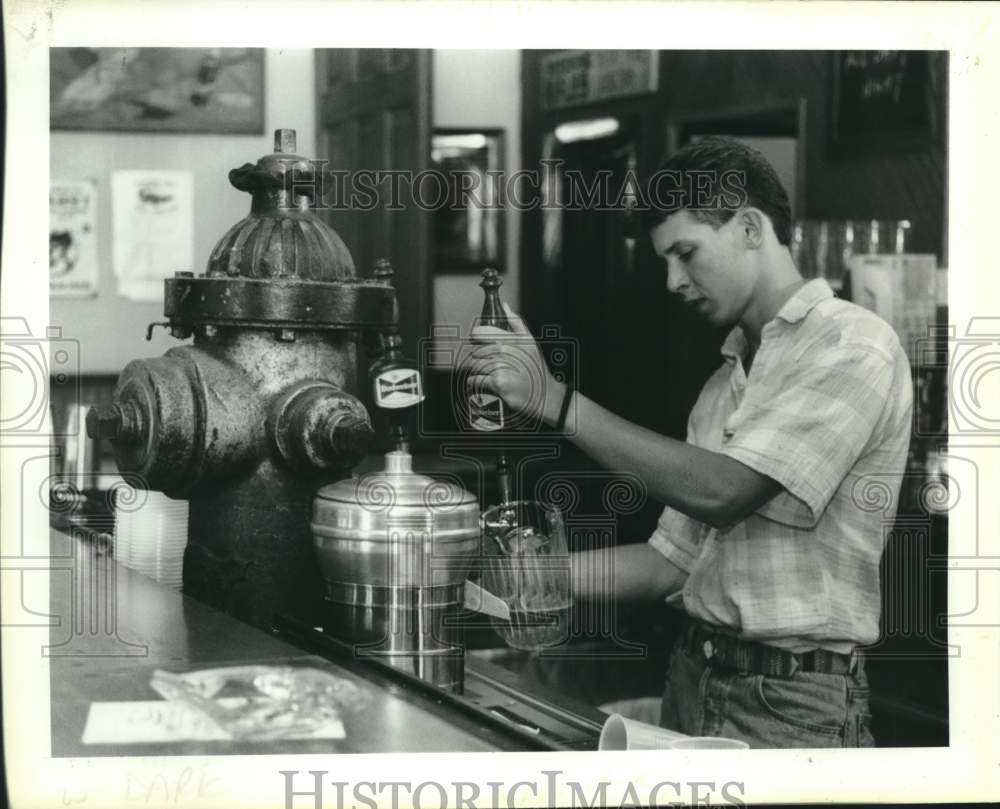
[829,50,944,156]
[50,48,265,134]
[431,129,505,273]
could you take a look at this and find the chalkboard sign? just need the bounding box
[830,51,939,155]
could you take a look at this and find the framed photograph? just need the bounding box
[431,128,505,273]
[50,47,265,134]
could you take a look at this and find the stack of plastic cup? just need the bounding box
[114,485,189,589]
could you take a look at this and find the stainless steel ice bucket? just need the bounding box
[311,451,480,691]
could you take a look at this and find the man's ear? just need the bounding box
[739,208,766,249]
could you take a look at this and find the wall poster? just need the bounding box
[50,179,99,298]
[112,170,194,302]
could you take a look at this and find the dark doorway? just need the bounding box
[538,117,722,437]
[314,49,433,362]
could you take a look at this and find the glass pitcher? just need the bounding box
[479,500,572,651]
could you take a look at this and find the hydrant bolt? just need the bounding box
[86,402,143,444]
[274,128,297,154]
[328,414,375,460]
[87,404,120,440]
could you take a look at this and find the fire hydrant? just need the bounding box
[89,129,396,629]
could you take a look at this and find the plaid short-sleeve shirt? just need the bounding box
[649,280,913,653]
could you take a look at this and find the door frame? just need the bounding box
[663,96,808,220]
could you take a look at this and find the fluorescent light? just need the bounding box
[554,118,620,144]
[433,134,488,150]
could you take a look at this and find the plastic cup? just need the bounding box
[114,487,189,589]
[598,713,688,750]
[668,736,750,750]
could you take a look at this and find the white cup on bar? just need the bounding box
[598,713,750,751]
[598,713,686,751]
[668,736,749,750]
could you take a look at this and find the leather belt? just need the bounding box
[680,619,860,678]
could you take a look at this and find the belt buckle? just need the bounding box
[702,640,715,661]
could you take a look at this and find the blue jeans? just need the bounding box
[660,638,875,748]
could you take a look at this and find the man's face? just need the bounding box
[649,209,756,328]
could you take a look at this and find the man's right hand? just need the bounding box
[461,303,566,424]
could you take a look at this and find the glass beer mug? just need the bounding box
[480,500,572,651]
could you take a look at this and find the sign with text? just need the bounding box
[541,50,658,111]
[831,51,941,154]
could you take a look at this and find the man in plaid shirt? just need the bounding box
[465,137,912,748]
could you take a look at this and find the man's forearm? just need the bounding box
[571,543,688,604]
[543,384,781,528]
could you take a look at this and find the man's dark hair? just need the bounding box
[641,136,792,246]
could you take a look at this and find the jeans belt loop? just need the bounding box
[685,622,698,655]
[781,650,799,678]
[737,644,749,676]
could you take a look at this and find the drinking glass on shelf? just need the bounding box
[480,500,572,651]
[892,220,912,254]
[851,219,912,255]
[790,221,807,275]
[823,221,852,292]
[850,219,875,255]
[793,220,838,285]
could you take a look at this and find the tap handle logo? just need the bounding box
[374,367,424,410]
[469,393,504,431]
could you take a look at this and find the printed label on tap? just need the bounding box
[374,368,424,409]
[469,393,505,431]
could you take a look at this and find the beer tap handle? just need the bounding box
[367,258,424,453]
[362,258,398,357]
[376,257,400,334]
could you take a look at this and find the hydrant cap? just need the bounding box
[208,128,356,282]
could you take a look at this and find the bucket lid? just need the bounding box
[314,451,477,513]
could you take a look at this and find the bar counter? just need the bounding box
[48,526,605,757]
